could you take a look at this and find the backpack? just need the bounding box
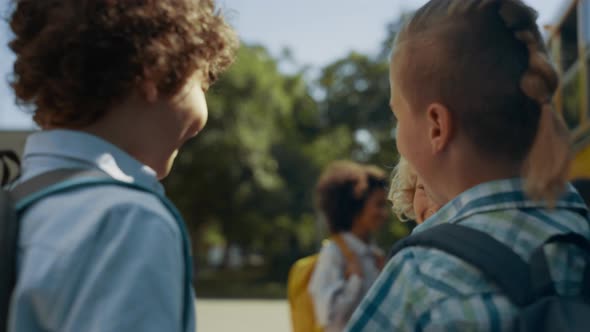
[389,223,590,332]
[287,235,358,332]
[0,150,193,332]
[0,151,20,332]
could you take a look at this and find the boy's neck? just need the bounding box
[431,152,521,206]
[79,95,175,179]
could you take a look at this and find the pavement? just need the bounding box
[196,299,290,332]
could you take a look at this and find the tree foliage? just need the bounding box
[164,17,413,279]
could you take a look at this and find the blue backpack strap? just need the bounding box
[389,223,531,306]
[11,169,193,331]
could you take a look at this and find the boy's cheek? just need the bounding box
[395,126,410,156]
[396,127,419,163]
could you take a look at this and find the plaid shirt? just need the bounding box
[345,179,590,332]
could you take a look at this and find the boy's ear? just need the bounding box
[426,103,452,154]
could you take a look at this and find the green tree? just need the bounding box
[317,52,394,166]
[165,13,416,283]
[164,45,331,265]
[315,15,416,244]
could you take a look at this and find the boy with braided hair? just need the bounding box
[6,0,237,331]
[346,0,590,331]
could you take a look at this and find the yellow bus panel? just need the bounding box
[571,142,590,179]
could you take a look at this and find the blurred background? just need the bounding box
[1,0,586,331]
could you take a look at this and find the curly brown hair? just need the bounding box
[8,0,238,128]
[316,161,387,234]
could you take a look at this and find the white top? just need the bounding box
[308,232,383,332]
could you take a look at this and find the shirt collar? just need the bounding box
[412,178,588,234]
[23,129,164,194]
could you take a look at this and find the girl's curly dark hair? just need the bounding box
[316,160,387,234]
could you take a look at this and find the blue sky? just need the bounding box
[0,0,564,129]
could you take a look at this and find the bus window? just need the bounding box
[581,0,590,47]
[563,64,583,130]
[581,0,590,124]
[561,7,578,72]
[585,51,590,123]
[550,0,590,179]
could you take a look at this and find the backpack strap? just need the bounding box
[529,232,590,301]
[389,223,531,306]
[0,189,17,332]
[332,234,362,276]
[10,169,108,206]
[7,168,193,331]
[332,235,355,263]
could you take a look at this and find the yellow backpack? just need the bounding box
[287,235,356,332]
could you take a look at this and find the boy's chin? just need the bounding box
[154,150,179,180]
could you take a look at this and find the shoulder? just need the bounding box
[317,239,346,264]
[19,183,180,254]
[310,240,346,284]
[377,245,498,311]
[413,290,517,331]
[349,247,512,331]
[460,207,590,257]
[16,186,185,296]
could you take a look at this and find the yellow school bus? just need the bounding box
[546,0,590,179]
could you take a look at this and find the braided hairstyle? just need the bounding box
[394,0,570,202]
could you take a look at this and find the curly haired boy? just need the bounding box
[7,0,237,331]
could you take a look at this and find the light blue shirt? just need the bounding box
[8,130,196,332]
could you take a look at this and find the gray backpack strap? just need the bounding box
[389,223,531,306]
[10,169,109,206]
